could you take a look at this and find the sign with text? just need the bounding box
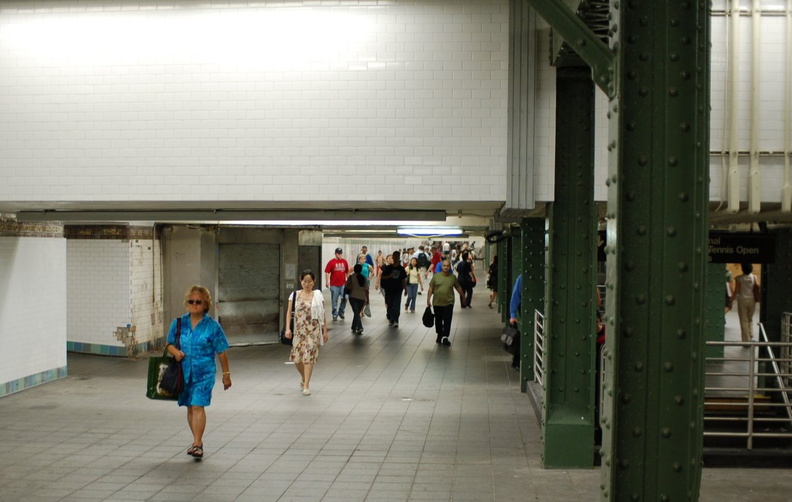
[597,231,776,264]
[708,232,776,264]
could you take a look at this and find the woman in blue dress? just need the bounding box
[167,285,232,459]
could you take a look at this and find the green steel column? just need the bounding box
[542,67,598,468]
[600,1,710,500]
[761,229,792,342]
[497,236,509,318]
[705,263,726,359]
[519,217,546,391]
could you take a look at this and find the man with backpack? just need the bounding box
[413,245,431,279]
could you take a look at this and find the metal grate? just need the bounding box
[533,310,546,387]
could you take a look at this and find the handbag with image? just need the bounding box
[500,324,520,355]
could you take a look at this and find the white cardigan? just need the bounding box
[310,290,326,327]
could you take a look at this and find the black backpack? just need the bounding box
[417,252,430,268]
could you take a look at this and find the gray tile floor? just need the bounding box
[0,294,789,501]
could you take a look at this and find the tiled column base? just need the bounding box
[1,366,68,398]
[67,337,164,357]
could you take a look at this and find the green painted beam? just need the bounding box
[761,229,792,342]
[705,263,726,359]
[600,1,710,500]
[542,67,598,468]
[519,218,546,390]
[524,0,615,95]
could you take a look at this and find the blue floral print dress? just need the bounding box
[166,313,229,407]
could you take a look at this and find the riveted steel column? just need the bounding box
[497,235,510,317]
[705,263,726,359]
[542,66,598,468]
[519,217,546,390]
[762,229,792,342]
[600,1,710,500]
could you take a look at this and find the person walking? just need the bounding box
[428,246,442,280]
[375,250,385,275]
[456,251,476,308]
[284,270,329,396]
[166,285,232,459]
[324,247,350,321]
[345,264,370,335]
[508,274,523,370]
[379,250,407,328]
[357,253,375,284]
[361,246,375,268]
[426,259,465,346]
[730,263,760,344]
[412,245,431,279]
[404,257,424,313]
[487,255,498,309]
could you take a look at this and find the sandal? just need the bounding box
[186,445,199,455]
[189,445,203,458]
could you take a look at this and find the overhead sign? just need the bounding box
[597,231,776,264]
[708,232,776,264]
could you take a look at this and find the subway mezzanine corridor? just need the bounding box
[0,292,788,501]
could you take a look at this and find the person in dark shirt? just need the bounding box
[378,251,407,328]
[455,252,476,308]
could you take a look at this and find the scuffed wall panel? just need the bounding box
[217,243,280,343]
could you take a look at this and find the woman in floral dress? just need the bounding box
[284,270,328,396]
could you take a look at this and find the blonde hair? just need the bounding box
[184,285,212,313]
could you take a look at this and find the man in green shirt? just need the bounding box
[426,259,465,346]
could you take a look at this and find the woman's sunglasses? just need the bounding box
[187,300,203,305]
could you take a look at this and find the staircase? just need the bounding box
[703,317,792,464]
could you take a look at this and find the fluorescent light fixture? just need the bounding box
[398,227,463,236]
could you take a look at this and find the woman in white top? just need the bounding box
[404,257,424,313]
[284,270,328,396]
[730,263,760,344]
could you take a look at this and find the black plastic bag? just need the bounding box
[422,306,434,327]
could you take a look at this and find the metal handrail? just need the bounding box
[533,310,546,387]
[703,315,792,450]
[758,323,792,422]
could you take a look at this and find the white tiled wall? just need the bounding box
[67,240,130,346]
[0,237,67,383]
[130,238,164,344]
[0,0,509,204]
[0,1,788,208]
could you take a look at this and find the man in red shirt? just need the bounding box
[324,248,350,321]
[428,246,443,279]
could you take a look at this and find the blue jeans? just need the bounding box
[405,284,419,311]
[329,285,347,318]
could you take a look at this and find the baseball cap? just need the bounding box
[335,248,343,254]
